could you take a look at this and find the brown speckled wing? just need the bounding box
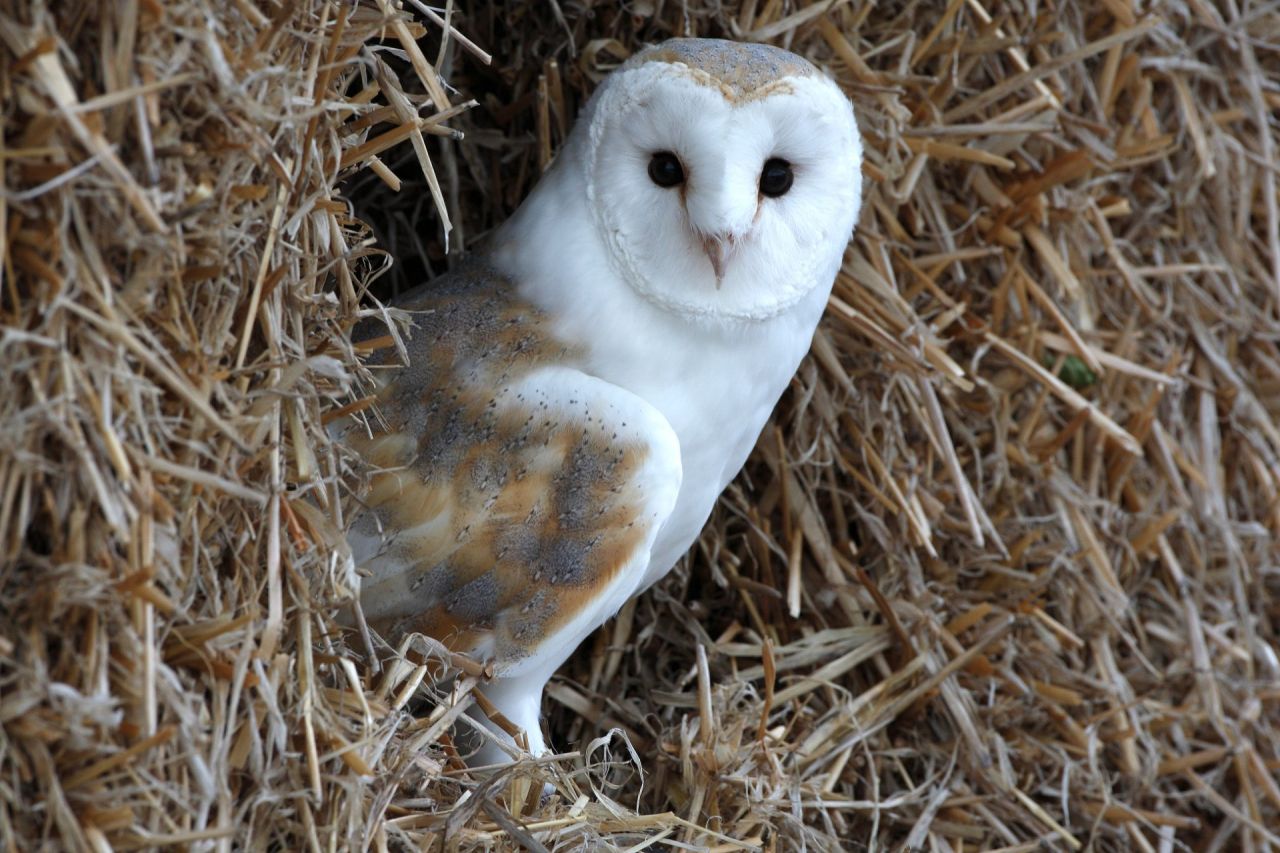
[342,265,681,673]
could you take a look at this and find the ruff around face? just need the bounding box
[580,39,863,323]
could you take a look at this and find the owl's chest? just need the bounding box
[578,312,817,586]
[642,375,783,586]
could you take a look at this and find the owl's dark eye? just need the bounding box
[759,158,794,197]
[648,151,685,188]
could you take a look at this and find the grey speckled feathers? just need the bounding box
[343,265,680,671]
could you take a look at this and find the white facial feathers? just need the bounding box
[574,39,863,322]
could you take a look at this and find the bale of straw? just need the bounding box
[0,2,461,848]
[3,1,1279,850]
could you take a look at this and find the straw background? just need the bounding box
[1,1,1278,850]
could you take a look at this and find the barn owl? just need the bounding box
[344,38,863,765]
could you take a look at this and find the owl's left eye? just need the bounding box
[759,158,794,197]
[648,151,685,188]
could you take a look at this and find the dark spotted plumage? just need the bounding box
[341,264,680,670]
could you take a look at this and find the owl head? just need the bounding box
[576,38,863,323]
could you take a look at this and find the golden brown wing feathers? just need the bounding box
[344,266,680,669]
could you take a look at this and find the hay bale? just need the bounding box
[0,1,449,847]
[2,1,1278,850]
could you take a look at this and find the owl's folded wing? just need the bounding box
[346,362,682,677]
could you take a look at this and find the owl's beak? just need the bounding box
[701,234,737,289]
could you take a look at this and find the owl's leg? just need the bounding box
[467,672,548,767]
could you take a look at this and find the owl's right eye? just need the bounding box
[647,151,685,188]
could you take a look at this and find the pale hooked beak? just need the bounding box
[700,233,737,289]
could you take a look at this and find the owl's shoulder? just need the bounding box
[360,262,577,414]
[380,261,569,365]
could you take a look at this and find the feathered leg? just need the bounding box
[466,671,549,767]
